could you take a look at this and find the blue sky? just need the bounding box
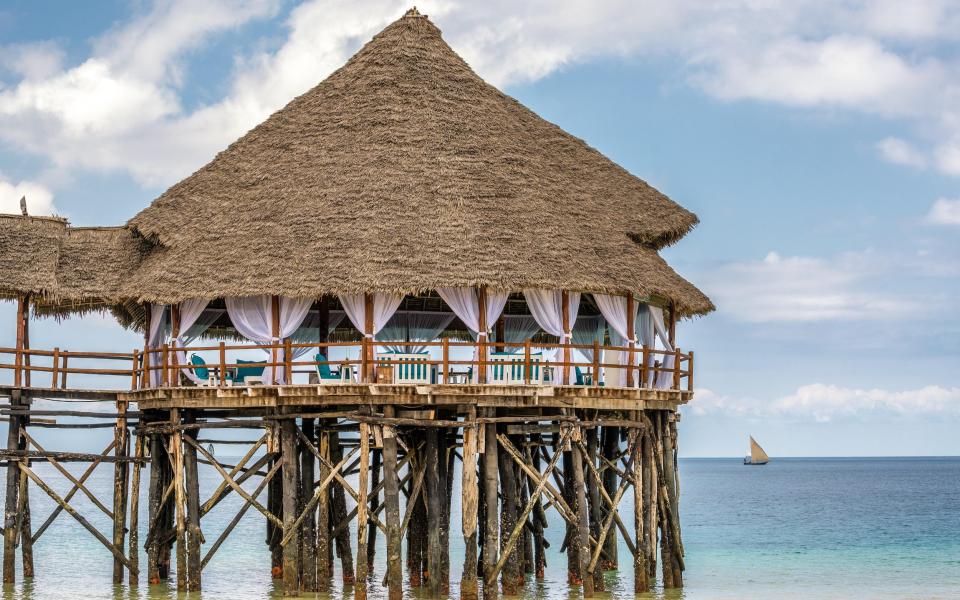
[0,1,957,456]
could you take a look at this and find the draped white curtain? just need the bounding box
[638,305,656,386]
[225,296,312,384]
[377,311,456,353]
[572,315,605,364]
[595,294,638,387]
[649,305,675,389]
[339,293,404,336]
[290,310,346,360]
[436,288,508,336]
[172,298,210,384]
[148,304,169,387]
[500,315,540,349]
[523,290,581,384]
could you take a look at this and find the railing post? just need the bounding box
[592,340,600,387]
[60,352,69,388]
[687,351,694,392]
[219,342,226,386]
[162,344,170,387]
[673,347,681,390]
[131,349,140,390]
[52,347,60,389]
[361,337,370,383]
[626,294,635,388]
[283,338,292,384]
[524,339,531,384]
[442,338,449,384]
[640,345,649,388]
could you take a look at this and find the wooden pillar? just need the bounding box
[2,389,22,583]
[632,416,649,592]
[626,294,636,387]
[561,290,571,384]
[478,287,488,383]
[441,426,453,592]
[315,424,332,589]
[585,428,605,591]
[112,400,130,583]
[184,412,202,591]
[497,428,520,596]
[170,408,187,591]
[668,302,677,348]
[425,428,442,597]
[267,427,283,578]
[408,434,427,587]
[147,423,166,583]
[367,448,381,572]
[644,416,659,579]
[328,431,354,583]
[460,408,479,600]
[482,411,499,600]
[281,416,300,596]
[494,314,506,352]
[382,407,403,600]
[270,296,281,384]
[570,425,594,597]
[300,418,317,591]
[661,412,683,588]
[129,432,145,586]
[170,304,181,386]
[529,435,546,580]
[356,422,370,600]
[363,293,374,383]
[18,455,33,578]
[600,426,619,570]
[13,294,27,387]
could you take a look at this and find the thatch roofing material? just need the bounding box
[0,215,66,298]
[125,9,711,314]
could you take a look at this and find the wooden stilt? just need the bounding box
[3,391,22,584]
[643,418,658,579]
[129,432,145,586]
[328,430,355,584]
[529,435,546,580]
[460,408,479,600]
[316,424,332,588]
[281,417,300,596]
[408,434,427,587]
[570,425,594,597]
[585,427,604,591]
[482,414,499,600]
[300,418,317,591]
[18,456,34,578]
[600,425,620,570]
[355,422,370,600]
[367,446,381,572]
[441,426,453,593]
[517,454,533,578]
[661,412,684,587]
[382,406,403,600]
[268,425,283,578]
[184,413,202,591]
[497,428,520,596]
[171,408,187,591]
[425,428,442,597]
[631,415,649,593]
[561,438,580,585]
[112,400,130,583]
[147,425,166,583]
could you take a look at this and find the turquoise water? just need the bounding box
[2,457,958,599]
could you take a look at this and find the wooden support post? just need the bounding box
[300,419,317,591]
[171,408,187,591]
[141,305,151,389]
[461,408,479,600]
[631,416,649,592]
[661,413,684,587]
[367,447,381,572]
[3,391,22,583]
[643,416,658,579]
[170,305,181,386]
[425,428,442,597]
[112,400,130,583]
[601,426,619,570]
[13,295,27,387]
[147,425,165,583]
[356,422,370,600]
[561,437,579,585]
[441,426,453,592]
[482,412,499,600]
[585,427,605,591]
[529,435,546,580]
[18,460,33,578]
[328,431,354,584]
[363,293,374,383]
[315,424,332,589]
[626,294,636,387]
[570,425,594,597]
[184,412,202,591]
[281,416,300,596]
[478,287,489,383]
[561,290,571,385]
[271,296,281,385]
[129,433,145,586]
[382,406,403,600]
[497,428,520,595]
[519,446,532,577]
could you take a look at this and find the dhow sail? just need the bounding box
[745,436,769,465]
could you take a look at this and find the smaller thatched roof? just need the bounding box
[0,214,67,298]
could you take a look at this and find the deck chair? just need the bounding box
[234,359,264,384]
[376,352,431,384]
[189,353,233,386]
[312,353,351,384]
[489,352,544,384]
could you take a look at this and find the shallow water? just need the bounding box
[2,457,958,599]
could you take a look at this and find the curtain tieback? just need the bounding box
[363,333,374,338]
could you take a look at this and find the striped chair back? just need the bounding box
[377,352,431,384]
[489,352,543,384]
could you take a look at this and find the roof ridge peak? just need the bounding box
[403,7,424,18]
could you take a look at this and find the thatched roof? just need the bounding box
[0,9,713,320]
[124,9,712,315]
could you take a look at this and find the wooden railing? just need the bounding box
[0,339,693,393]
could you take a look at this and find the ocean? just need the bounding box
[4,457,958,599]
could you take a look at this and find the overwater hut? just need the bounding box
[0,9,711,599]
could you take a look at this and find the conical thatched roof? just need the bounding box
[125,9,712,315]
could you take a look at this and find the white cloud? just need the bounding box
[0,176,56,215]
[926,197,960,225]
[0,41,65,80]
[689,384,960,422]
[877,137,928,169]
[3,0,960,186]
[697,250,917,322]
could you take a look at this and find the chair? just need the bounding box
[189,353,232,386]
[489,352,543,384]
[235,359,264,384]
[312,353,351,384]
[377,352,431,384]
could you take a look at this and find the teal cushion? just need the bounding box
[190,354,209,380]
[575,366,585,386]
[314,353,336,379]
[235,358,263,382]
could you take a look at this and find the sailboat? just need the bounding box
[743,436,769,465]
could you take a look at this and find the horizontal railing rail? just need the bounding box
[0,338,693,394]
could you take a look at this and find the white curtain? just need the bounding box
[638,305,656,386]
[290,310,346,360]
[171,298,210,384]
[378,311,455,353]
[436,288,508,335]
[225,296,312,384]
[339,293,404,336]
[148,304,169,387]
[572,315,605,364]
[595,294,639,387]
[499,315,540,350]
[649,305,676,389]
[523,290,581,384]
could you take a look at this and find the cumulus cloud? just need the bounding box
[689,384,960,422]
[2,0,960,186]
[0,176,56,215]
[697,251,918,322]
[926,198,960,226]
[877,137,928,169]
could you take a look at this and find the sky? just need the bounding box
[0,0,958,457]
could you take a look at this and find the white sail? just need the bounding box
[749,436,769,463]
